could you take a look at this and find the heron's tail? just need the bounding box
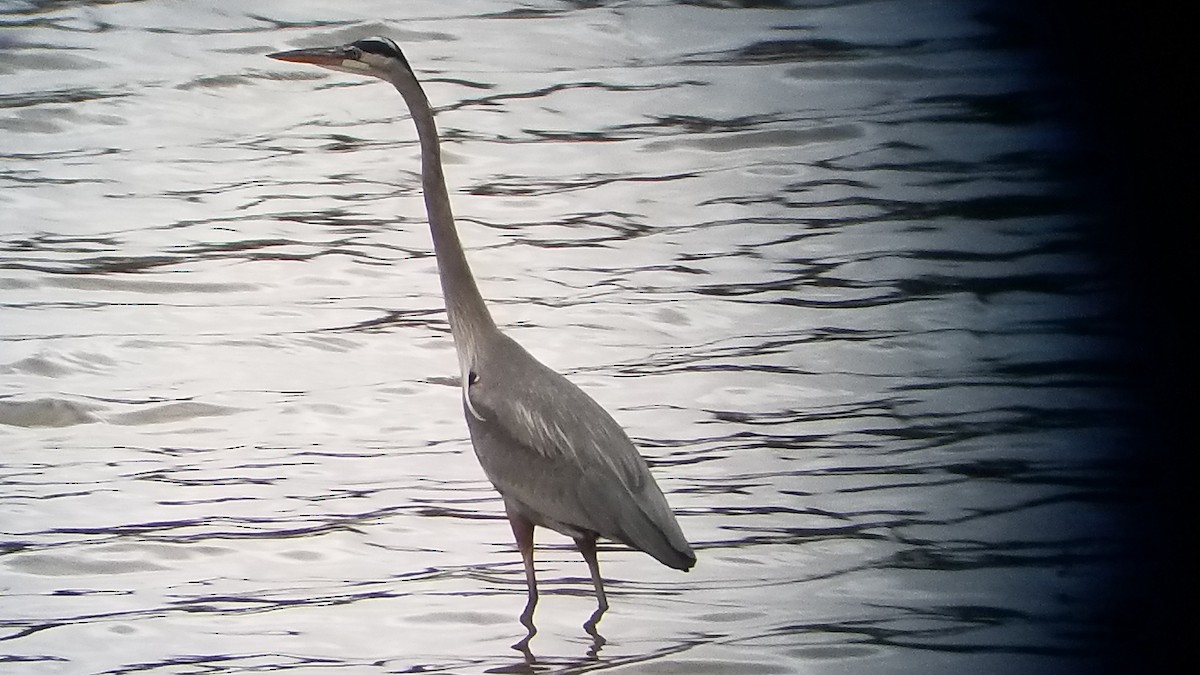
[617,483,695,571]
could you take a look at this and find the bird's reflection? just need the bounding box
[512,599,537,663]
[507,602,608,667]
[583,605,608,657]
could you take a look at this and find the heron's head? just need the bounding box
[267,37,414,82]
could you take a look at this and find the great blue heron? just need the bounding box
[266,38,695,637]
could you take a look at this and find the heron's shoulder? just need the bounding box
[475,334,593,399]
[466,334,648,486]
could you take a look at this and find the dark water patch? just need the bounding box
[107,402,244,426]
[470,171,700,198]
[175,74,253,91]
[7,553,170,576]
[910,91,1061,126]
[0,397,100,427]
[1,354,75,377]
[440,79,704,116]
[0,87,129,110]
[735,38,869,63]
[645,124,863,152]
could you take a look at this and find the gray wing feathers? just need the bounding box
[465,336,693,570]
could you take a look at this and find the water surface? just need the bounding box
[2,1,1136,673]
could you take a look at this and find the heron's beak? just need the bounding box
[267,47,348,68]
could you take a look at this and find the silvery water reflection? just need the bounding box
[2,1,1133,674]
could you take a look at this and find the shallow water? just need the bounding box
[3,1,1136,673]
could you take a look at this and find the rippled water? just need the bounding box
[2,1,1141,673]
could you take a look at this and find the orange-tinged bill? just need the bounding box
[266,48,345,67]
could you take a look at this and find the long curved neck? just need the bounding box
[390,73,497,367]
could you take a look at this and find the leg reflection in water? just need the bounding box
[583,607,607,658]
[510,604,608,664]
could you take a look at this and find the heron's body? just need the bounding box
[466,330,693,571]
[267,38,694,636]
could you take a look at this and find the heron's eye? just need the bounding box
[468,371,480,385]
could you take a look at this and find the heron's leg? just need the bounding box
[508,510,538,646]
[576,533,609,646]
[575,534,608,611]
